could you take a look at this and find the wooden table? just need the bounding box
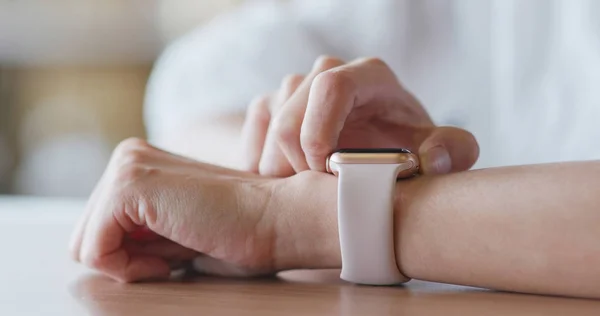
[1,196,599,315]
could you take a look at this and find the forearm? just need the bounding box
[154,114,245,168]
[395,161,600,298]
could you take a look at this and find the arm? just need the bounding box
[275,160,600,298]
[73,138,599,298]
[396,161,600,298]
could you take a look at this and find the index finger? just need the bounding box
[270,56,345,173]
[300,58,407,171]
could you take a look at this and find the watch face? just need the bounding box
[327,148,419,172]
[335,148,412,154]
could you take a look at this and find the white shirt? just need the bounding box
[145,0,600,168]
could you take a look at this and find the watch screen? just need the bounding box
[335,148,412,154]
[327,148,419,175]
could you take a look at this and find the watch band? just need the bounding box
[334,162,411,285]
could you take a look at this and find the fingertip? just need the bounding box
[68,233,81,262]
[258,161,296,178]
[241,95,272,173]
[271,119,310,173]
[259,131,297,177]
[307,158,328,173]
[69,245,80,263]
[300,136,332,172]
[420,145,452,175]
[467,133,481,166]
[419,126,480,173]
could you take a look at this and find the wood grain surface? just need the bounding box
[1,197,599,315]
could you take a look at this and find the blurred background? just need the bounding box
[0,0,243,197]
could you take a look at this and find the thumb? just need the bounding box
[418,126,480,174]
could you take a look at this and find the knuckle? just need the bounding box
[112,138,151,165]
[281,74,303,89]
[361,57,389,68]
[115,137,149,153]
[111,186,156,228]
[313,70,357,96]
[272,120,297,145]
[116,163,147,183]
[313,55,343,70]
[121,149,147,166]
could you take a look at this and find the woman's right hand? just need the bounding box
[240,56,479,177]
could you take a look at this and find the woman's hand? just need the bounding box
[240,56,480,177]
[69,138,340,282]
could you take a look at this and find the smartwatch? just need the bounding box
[326,148,419,285]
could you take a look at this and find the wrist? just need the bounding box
[270,172,341,272]
[393,175,432,280]
[268,171,426,276]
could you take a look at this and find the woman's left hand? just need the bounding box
[69,138,340,282]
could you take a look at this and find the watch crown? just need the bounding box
[325,155,332,174]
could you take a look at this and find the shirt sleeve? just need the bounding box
[144,1,340,143]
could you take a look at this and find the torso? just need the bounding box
[148,0,600,168]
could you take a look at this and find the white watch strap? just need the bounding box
[336,163,410,285]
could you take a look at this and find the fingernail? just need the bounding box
[425,146,452,174]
